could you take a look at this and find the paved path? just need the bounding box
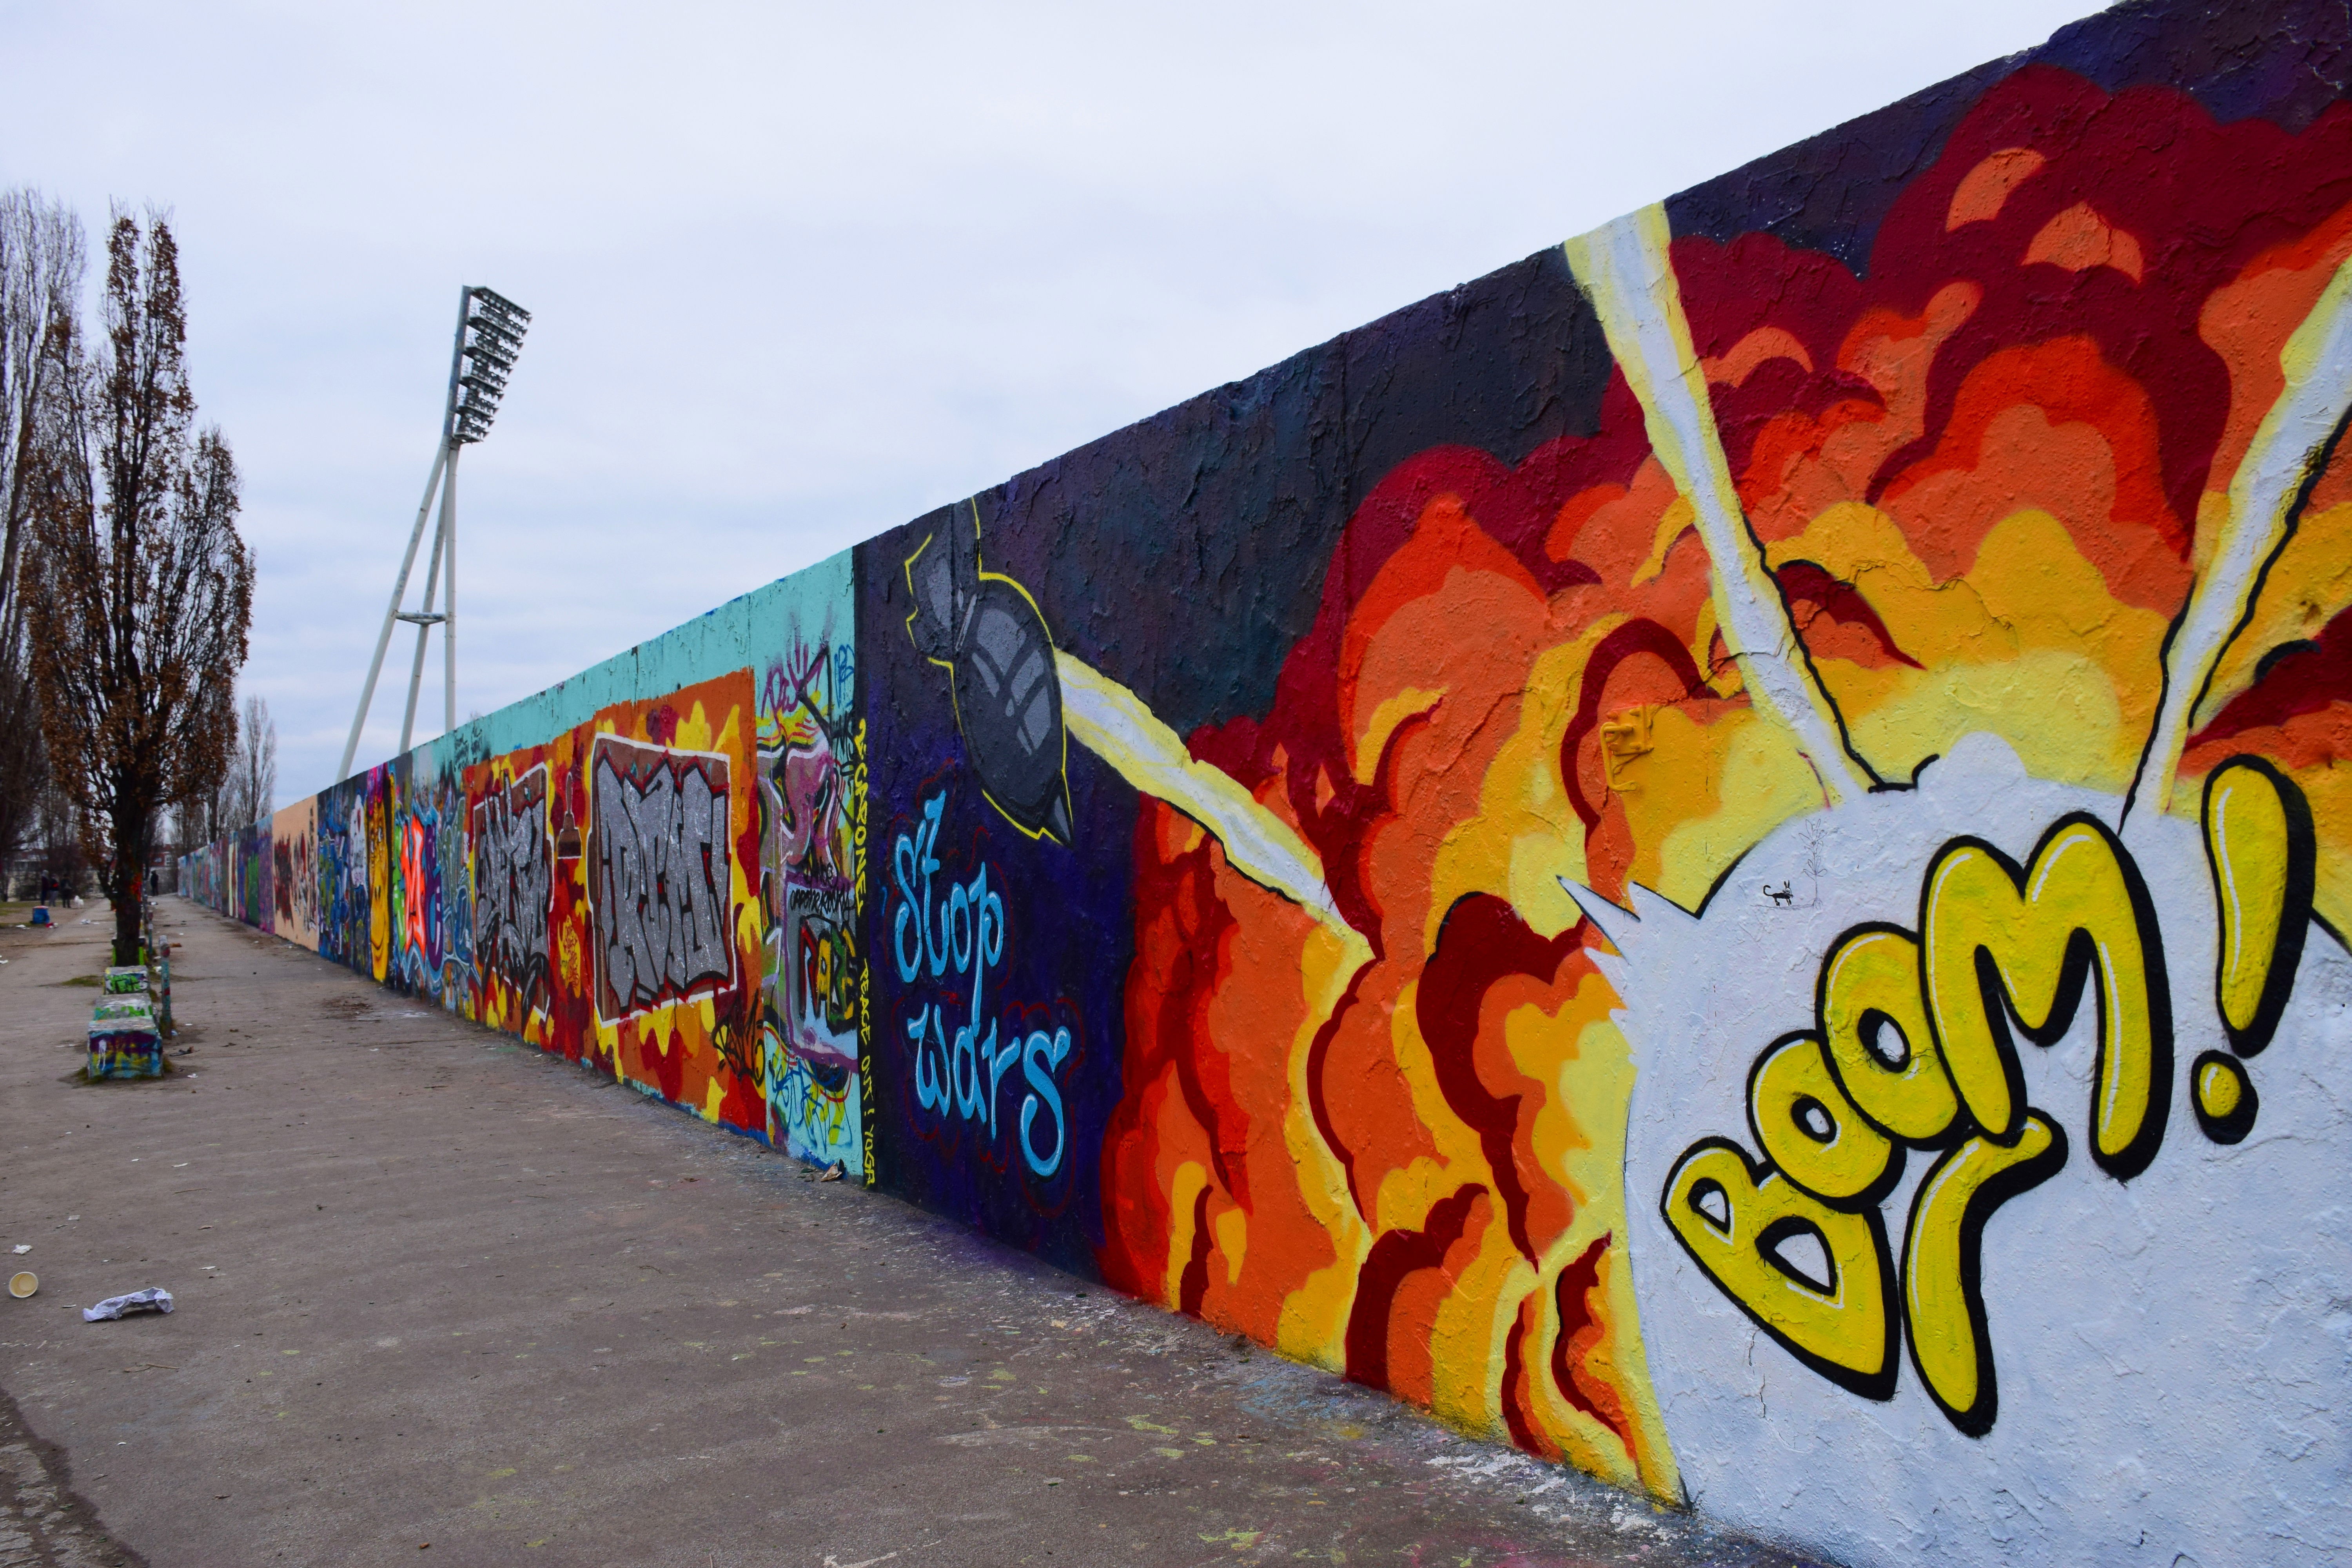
[0,1381,138,1568]
[0,899,1815,1568]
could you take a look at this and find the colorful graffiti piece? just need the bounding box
[587,731,739,1023]
[452,669,768,1126]
[269,797,317,949]
[470,763,553,1017]
[183,5,2352,1564]
[757,620,865,1175]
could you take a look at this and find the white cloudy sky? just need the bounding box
[0,0,2100,802]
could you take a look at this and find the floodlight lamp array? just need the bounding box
[452,286,530,445]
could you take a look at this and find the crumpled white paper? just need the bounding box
[82,1288,172,1322]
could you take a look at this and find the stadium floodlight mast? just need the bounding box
[339,286,531,780]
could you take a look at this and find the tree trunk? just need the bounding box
[111,782,143,967]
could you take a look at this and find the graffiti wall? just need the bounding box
[461,669,767,1125]
[196,554,866,1156]
[269,797,317,950]
[753,587,864,1174]
[182,2,2352,1561]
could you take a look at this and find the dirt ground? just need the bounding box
[0,898,1818,1568]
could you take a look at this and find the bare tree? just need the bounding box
[169,694,238,845]
[0,620,48,870]
[33,769,84,895]
[0,192,85,866]
[221,691,274,828]
[25,210,252,964]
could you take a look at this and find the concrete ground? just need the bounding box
[0,897,1821,1568]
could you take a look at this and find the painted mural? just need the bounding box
[208,555,867,1148]
[236,819,269,930]
[182,3,2352,1563]
[269,797,317,950]
[755,602,864,1175]
[460,670,766,1125]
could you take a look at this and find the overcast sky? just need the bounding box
[1,0,2102,803]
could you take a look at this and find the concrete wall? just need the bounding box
[185,2,2352,1559]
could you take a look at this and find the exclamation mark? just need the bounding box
[2195,757,2317,1143]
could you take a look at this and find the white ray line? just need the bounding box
[1564,205,1877,804]
[1056,651,1368,964]
[2132,254,2352,820]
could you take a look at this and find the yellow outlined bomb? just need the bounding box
[904,502,1073,846]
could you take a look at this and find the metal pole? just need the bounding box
[443,443,461,735]
[340,444,446,780]
[338,285,471,782]
[397,496,448,755]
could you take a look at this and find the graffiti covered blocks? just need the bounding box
[87,1018,161,1079]
[183,4,2352,1563]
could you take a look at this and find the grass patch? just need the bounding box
[67,1056,178,1086]
[60,974,99,987]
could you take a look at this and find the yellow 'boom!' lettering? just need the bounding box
[1669,760,2316,1433]
[1921,814,2172,1180]
[2202,757,2316,1062]
[1900,1112,2067,1436]
[1661,1139,1898,1401]
[1818,924,1960,1144]
[1746,1032,1898,1207]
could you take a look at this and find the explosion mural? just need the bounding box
[183,6,2352,1563]
[1077,60,2352,1555]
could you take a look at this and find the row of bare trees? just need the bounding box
[162,690,274,859]
[0,193,83,886]
[0,189,258,962]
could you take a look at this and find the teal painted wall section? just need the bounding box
[450,548,856,768]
